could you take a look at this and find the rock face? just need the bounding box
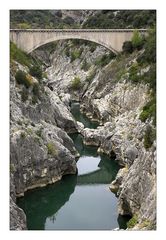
[10,61,79,229]
[10,197,27,230]
[117,148,156,229]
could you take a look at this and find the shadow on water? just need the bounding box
[70,102,99,129]
[17,175,77,230]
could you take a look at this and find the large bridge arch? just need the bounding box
[10,29,148,54]
[27,34,118,54]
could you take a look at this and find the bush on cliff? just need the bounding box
[127,214,138,228]
[29,64,43,80]
[143,125,156,149]
[15,70,32,88]
[10,42,31,67]
[131,30,144,50]
[47,142,57,156]
[71,76,81,90]
[122,41,133,53]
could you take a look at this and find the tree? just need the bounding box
[29,65,42,80]
[122,41,133,53]
[132,30,144,50]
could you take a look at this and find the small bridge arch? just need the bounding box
[10,29,148,54]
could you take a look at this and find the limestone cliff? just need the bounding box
[10,59,79,229]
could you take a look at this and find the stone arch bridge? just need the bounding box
[10,29,148,54]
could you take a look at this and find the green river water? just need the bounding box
[17,102,130,230]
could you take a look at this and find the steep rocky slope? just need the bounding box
[42,39,156,230]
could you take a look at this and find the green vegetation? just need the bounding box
[86,69,96,82]
[21,88,29,102]
[137,28,156,64]
[131,30,144,50]
[138,28,156,125]
[35,128,43,138]
[10,42,32,67]
[32,82,40,96]
[128,63,141,83]
[127,214,138,228]
[139,96,156,125]
[81,59,91,71]
[17,23,31,29]
[70,48,83,62]
[47,142,57,156]
[95,53,116,67]
[122,41,133,54]
[143,125,156,149]
[122,31,144,54]
[15,70,32,88]
[83,10,156,29]
[10,163,15,173]
[10,10,155,29]
[71,76,81,90]
[29,65,42,80]
[20,131,26,139]
[139,219,152,229]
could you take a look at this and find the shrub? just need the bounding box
[10,42,31,67]
[17,23,31,29]
[29,64,42,80]
[70,49,83,62]
[32,95,38,105]
[32,82,40,96]
[128,63,140,83]
[122,41,133,53]
[138,28,156,64]
[71,76,81,90]
[139,96,156,125]
[143,125,156,149]
[86,69,96,82]
[127,214,138,228]
[42,72,48,79]
[47,142,57,156]
[15,70,32,88]
[65,47,70,57]
[95,53,115,67]
[20,131,26,139]
[81,59,91,71]
[21,88,29,102]
[36,128,43,138]
[132,30,144,50]
[89,42,97,52]
[10,164,15,173]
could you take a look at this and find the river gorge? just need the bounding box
[10,18,156,230]
[17,102,130,230]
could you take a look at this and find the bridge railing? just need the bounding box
[10,29,148,33]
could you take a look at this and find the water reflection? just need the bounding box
[17,175,77,230]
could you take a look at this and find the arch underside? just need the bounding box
[28,35,118,54]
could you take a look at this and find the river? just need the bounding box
[17,102,129,230]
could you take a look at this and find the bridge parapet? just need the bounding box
[10,28,148,33]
